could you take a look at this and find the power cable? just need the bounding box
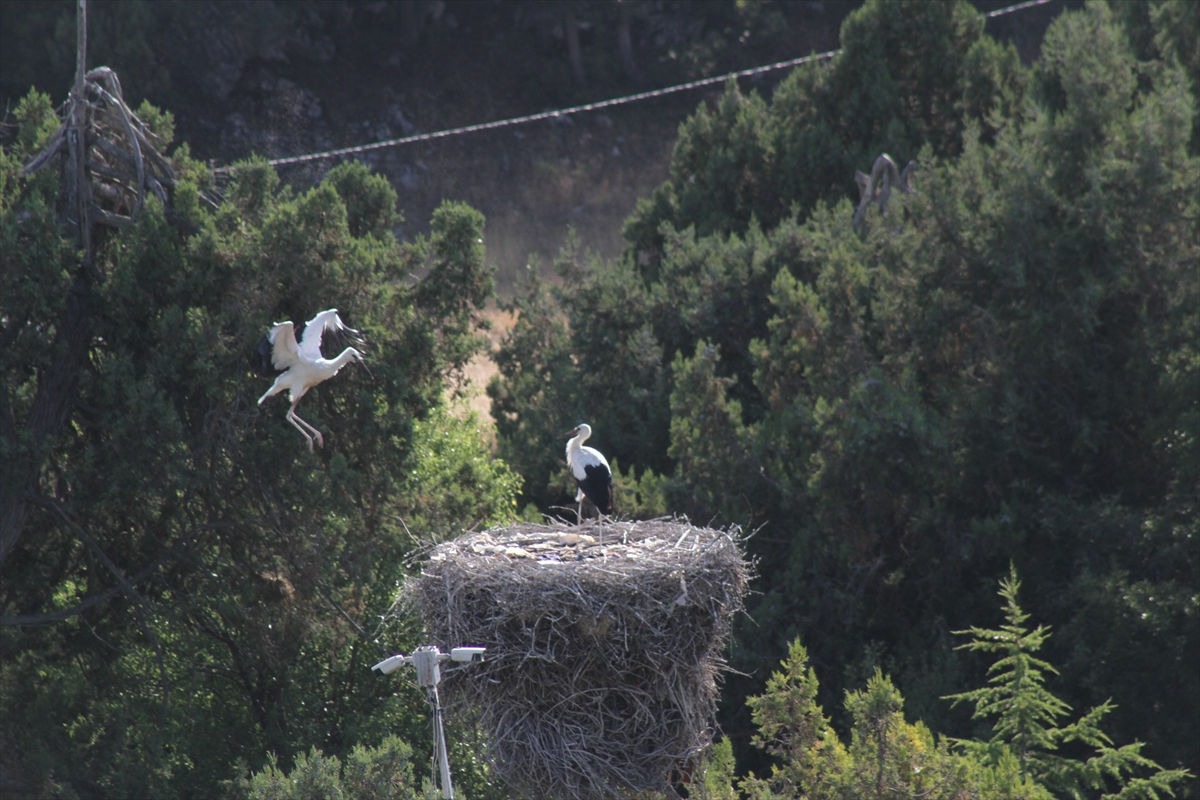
[213,0,1053,173]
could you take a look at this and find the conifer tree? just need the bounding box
[488,0,1198,779]
[946,566,1191,799]
[740,639,1048,800]
[1,93,519,797]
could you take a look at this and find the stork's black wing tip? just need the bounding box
[251,333,275,376]
[581,464,614,516]
[327,319,366,352]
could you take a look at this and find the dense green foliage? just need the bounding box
[1,96,518,797]
[946,567,1189,798]
[490,0,1198,791]
[739,639,1050,800]
[623,0,1026,248]
[3,0,1197,797]
[246,736,420,800]
[725,570,1186,800]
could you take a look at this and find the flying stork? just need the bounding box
[558,423,612,524]
[255,309,368,451]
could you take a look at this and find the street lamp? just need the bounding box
[373,646,486,799]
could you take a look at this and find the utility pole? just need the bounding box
[0,0,91,564]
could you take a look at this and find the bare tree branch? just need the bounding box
[26,490,171,756]
[21,124,67,176]
[1,560,162,626]
[28,493,147,604]
[87,79,144,219]
[853,153,915,229]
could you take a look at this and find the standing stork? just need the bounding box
[558,423,612,524]
[255,309,368,451]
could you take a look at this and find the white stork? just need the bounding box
[255,309,368,451]
[558,423,612,523]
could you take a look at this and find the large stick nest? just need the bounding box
[405,518,750,799]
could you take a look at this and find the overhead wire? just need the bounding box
[213,0,1054,173]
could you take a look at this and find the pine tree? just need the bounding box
[740,638,1047,800]
[945,566,1192,799]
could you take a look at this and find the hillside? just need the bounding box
[1,0,1076,288]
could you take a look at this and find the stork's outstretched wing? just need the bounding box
[268,321,301,370]
[299,309,363,361]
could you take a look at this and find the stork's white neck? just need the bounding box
[567,424,593,451]
[329,347,362,371]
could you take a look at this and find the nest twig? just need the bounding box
[404,518,750,799]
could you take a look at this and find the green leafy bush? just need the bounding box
[247,737,418,800]
[1,107,515,797]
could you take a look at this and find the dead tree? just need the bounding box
[852,153,915,229]
[22,66,186,237]
[2,0,191,565]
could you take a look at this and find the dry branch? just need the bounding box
[20,63,184,236]
[853,153,915,228]
[404,518,750,799]
[21,124,67,177]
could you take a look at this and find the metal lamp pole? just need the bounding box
[373,646,486,800]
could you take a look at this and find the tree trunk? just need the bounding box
[1,0,95,566]
[564,4,586,88]
[617,0,642,83]
[0,277,94,565]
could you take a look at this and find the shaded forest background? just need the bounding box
[1,1,1196,799]
[0,0,1072,286]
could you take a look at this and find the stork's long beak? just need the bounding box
[557,427,579,440]
[358,359,373,379]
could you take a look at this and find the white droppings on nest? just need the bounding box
[403,518,750,800]
[433,522,709,567]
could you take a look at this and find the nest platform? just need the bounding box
[406,518,749,799]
